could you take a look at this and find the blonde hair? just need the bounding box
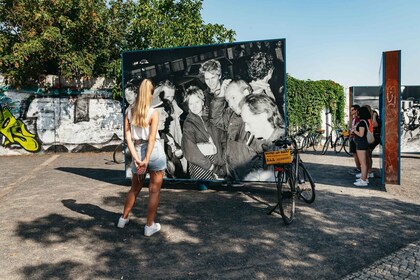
[131,79,154,127]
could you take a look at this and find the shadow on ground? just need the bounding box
[15,185,420,279]
[56,167,129,186]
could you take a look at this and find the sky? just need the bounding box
[201,0,420,89]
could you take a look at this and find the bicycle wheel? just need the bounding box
[343,137,351,156]
[277,169,295,225]
[295,135,305,151]
[302,136,310,152]
[334,136,344,153]
[297,162,315,203]
[113,143,125,164]
[301,136,309,152]
[321,137,331,155]
[313,134,322,151]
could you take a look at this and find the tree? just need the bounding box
[0,0,236,87]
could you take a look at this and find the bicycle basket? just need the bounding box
[264,149,293,165]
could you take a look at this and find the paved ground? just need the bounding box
[0,150,419,279]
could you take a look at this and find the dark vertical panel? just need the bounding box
[382,50,401,185]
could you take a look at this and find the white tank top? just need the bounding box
[127,106,160,141]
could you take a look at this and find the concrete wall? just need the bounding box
[0,89,123,155]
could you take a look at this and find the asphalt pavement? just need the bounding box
[0,150,419,279]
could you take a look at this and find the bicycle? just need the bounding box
[290,127,308,151]
[334,127,351,156]
[303,128,324,152]
[266,136,316,225]
[321,123,343,155]
[113,141,129,164]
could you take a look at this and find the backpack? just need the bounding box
[362,120,375,144]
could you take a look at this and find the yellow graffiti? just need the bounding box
[0,106,41,152]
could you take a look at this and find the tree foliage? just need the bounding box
[0,0,236,87]
[286,74,345,130]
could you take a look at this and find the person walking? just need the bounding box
[117,79,167,237]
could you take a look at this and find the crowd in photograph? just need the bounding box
[124,52,286,188]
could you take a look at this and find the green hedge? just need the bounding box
[286,74,345,131]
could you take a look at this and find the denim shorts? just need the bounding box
[131,141,167,174]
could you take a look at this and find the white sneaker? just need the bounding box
[144,222,161,237]
[355,172,374,179]
[117,216,129,228]
[354,179,368,187]
[355,178,369,183]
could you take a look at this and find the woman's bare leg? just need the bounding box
[367,149,373,173]
[353,152,361,170]
[146,170,164,226]
[122,174,144,219]
[356,150,368,181]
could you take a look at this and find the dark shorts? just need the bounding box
[350,138,356,153]
[355,138,370,151]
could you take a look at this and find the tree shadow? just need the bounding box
[56,167,129,186]
[20,261,84,280]
[303,161,386,190]
[14,187,420,279]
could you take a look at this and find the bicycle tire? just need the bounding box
[321,137,331,155]
[308,136,316,151]
[297,162,315,203]
[334,136,344,153]
[295,135,305,151]
[113,143,125,164]
[313,134,322,151]
[343,137,351,156]
[277,169,296,225]
[302,136,310,152]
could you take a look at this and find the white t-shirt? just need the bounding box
[127,106,160,141]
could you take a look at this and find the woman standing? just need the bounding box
[117,79,167,237]
[181,86,225,186]
[351,106,371,187]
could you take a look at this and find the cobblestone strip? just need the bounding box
[342,240,420,280]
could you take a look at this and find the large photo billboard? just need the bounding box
[122,39,286,182]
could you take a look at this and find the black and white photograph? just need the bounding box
[122,39,286,182]
[352,86,381,114]
[401,86,420,152]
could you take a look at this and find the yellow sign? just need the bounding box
[264,149,292,165]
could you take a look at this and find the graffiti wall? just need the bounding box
[0,88,123,155]
[382,50,401,185]
[122,39,286,182]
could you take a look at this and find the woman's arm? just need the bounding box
[125,115,141,165]
[352,122,365,138]
[181,121,214,170]
[142,110,160,166]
